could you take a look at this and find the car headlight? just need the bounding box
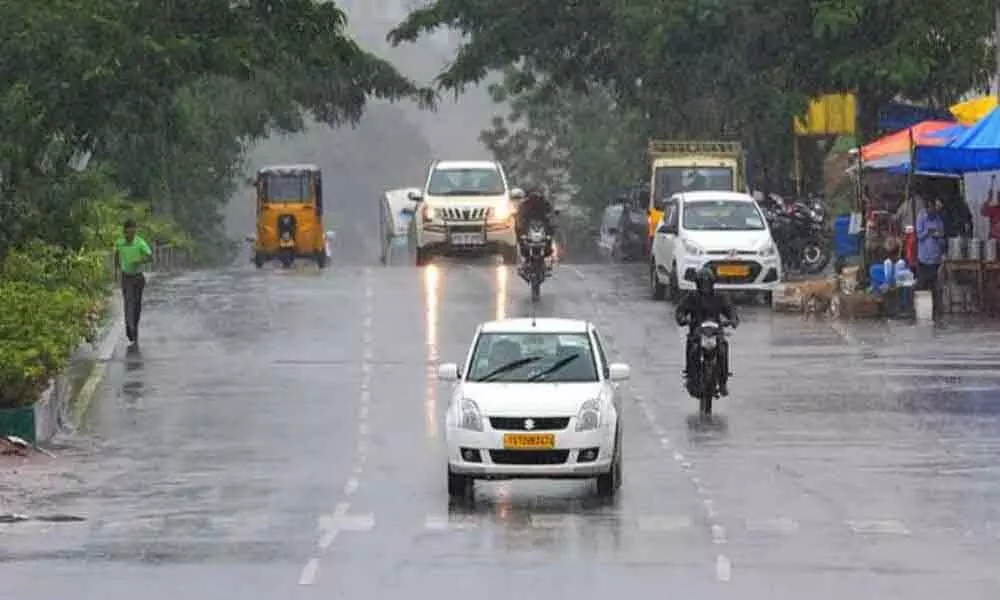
[576,399,601,432]
[422,205,439,223]
[459,399,483,431]
[683,240,703,256]
[758,242,778,257]
[490,202,512,221]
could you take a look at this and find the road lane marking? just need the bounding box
[744,517,800,534]
[846,519,911,535]
[636,515,694,532]
[298,558,319,585]
[711,524,727,544]
[716,555,732,582]
[424,514,481,530]
[344,477,359,495]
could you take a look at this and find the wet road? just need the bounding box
[3,255,1000,598]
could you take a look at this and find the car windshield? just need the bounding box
[427,168,505,196]
[602,204,624,229]
[653,166,733,202]
[682,200,766,231]
[466,332,599,383]
[262,173,311,202]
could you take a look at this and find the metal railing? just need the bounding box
[109,243,197,279]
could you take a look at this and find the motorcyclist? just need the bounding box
[674,267,739,396]
[516,188,555,260]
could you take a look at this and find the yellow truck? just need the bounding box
[645,140,747,252]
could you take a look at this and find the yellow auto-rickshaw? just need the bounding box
[253,164,329,268]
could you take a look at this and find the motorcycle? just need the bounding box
[767,199,830,275]
[518,220,552,302]
[686,319,733,416]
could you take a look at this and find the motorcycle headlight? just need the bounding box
[758,242,777,257]
[490,202,512,221]
[459,399,483,431]
[576,399,601,432]
[683,240,703,256]
[700,334,717,350]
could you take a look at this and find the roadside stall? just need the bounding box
[837,120,968,317]
[914,106,1000,315]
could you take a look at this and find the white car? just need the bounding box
[650,191,782,302]
[437,318,630,499]
[407,160,522,266]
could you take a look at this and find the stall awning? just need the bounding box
[915,107,1000,173]
[949,96,997,126]
[860,120,966,170]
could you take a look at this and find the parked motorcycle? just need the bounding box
[766,198,830,275]
[687,319,734,416]
[518,220,552,302]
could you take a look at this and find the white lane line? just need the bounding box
[702,499,717,518]
[711,524,727,544]
[716,554,732,582]
[344,477,359,495]
[846,519,911,535]
[358,422,370,436]
[299,558,320,585]
[359,405,369,419]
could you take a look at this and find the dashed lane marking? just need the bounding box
[846,519,911,535]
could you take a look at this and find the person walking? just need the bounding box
[114,219,153,345]
[915,198,946,320]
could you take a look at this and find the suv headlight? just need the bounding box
[490,202,512,221]
[576,399,601,432]
[758,242,778,257]
[422,205,439,223]
[683,240,703,256]
[459,399,483,431]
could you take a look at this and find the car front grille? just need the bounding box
[441,206,488,221]
[489,417,571,431]
[489,450,570,465]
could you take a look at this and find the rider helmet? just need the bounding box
[695,266,716,294]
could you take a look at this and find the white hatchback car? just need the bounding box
[650,191,782,302]
[438,318,630,499]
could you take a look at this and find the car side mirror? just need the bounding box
[608,363,630,381]
[408,190,424,202]
[510,187,525,201]
[437,363,459,381]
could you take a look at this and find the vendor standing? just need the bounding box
[916,199,946,319]
[114,219,153,345]
[980,176,1000,240]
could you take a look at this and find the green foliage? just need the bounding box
[393,0,996,194]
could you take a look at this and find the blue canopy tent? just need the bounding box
[915,107,1000,174]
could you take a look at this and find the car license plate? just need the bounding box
[503,433,555,450]
[450,232,485,245]
[716,264,749,277]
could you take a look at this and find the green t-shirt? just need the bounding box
[115,235,153,275]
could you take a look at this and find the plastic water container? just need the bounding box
[869,263,888,290]
[834,215,861,258]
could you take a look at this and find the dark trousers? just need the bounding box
[917,262,941,318]
[121,273,146,342]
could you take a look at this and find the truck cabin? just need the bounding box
[256,164,323,212]
[650,165,735,212]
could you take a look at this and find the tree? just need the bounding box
[391,0,997,192]
[0,0,435,253]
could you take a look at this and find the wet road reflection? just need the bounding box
[3,263,1000,599]
[423,264,441,440]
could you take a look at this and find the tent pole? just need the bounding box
[907,127,917,258]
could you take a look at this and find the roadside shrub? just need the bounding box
[0,280,92,409]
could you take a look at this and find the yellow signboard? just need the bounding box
[793,93,857,136]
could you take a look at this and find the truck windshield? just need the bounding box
[653,167,733,203]
[263,174,312,203]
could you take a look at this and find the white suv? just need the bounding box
[650,191,782,302]
[407,160,522,265]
